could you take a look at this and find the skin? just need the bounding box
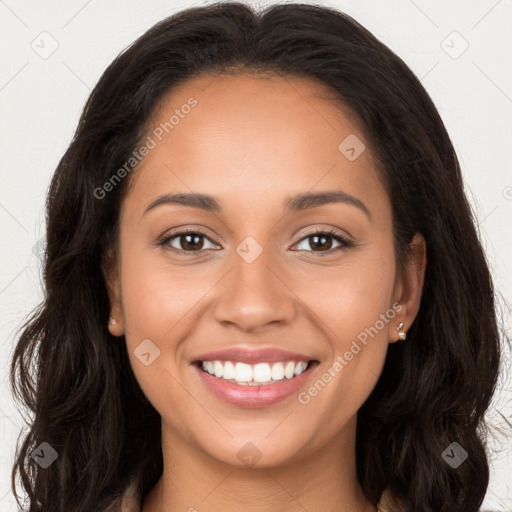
[105,72,426,512]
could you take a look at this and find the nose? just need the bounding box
[212,246,297,333]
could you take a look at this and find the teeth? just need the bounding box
[253,363,272,383]
[201,360,310,385]
[235,362,252,382]
[271,362,285,381]
[294,361,308,376]
[223,361,235,380]
[214,361,223,378]
[284,361,295,379]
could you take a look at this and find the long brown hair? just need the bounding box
[10,3,503,511]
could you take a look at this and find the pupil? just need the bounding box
[311,234,332,251]
[182,234,202,250]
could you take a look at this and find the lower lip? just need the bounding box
[194,362,318,408]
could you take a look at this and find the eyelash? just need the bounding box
[158,227,354,257]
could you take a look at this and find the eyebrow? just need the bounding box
[143,189,371,220]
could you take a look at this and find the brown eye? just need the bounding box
[158,228,353,256]
[293,229,353,254]
[160,230,220,253]
[306,233,334,251]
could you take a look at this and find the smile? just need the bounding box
[194,359,319,408]
[200,360,310,386]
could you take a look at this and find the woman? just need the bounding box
[10,3,501,511]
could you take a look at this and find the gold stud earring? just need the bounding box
[396,322,407,341]
[108,316,116,325]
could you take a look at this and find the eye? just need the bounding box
[293,229,353,255]
[159,229,220,253]
[158,227,353,256]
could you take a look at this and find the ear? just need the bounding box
[391,232,427,343]
[102,248,125,337]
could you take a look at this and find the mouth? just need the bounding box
[195,359,316,386]
[193,359,320,408]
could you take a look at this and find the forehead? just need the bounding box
[123,72,389,220]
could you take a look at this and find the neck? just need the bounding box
[142,415,376,512]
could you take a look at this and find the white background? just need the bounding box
[1,0,511,510]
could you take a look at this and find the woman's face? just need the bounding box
[107,72,424,467]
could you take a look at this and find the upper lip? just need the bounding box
[192,347,316,365]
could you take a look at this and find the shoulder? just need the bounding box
[101,476,143,512]
[377,488,406,512]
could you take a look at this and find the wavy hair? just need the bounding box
[10,3,503,511]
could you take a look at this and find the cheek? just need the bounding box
[119,238,214,343]
[116,239,203,394]
[118,263,207,431]
[293,244,396,419]
[296,243,397,352]
[117,238,235,413]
